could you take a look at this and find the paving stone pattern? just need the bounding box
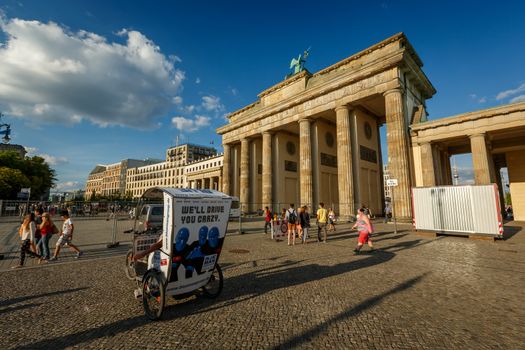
[1,221,525,349]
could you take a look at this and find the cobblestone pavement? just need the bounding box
[1,221,525,349]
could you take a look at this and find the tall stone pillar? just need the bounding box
[240,138,250,207]
[420,142,436,187]
[262,131,273,210]
[299,119,313,209]
[384,88,412,221]
[222,144,231,195]
[335,105,354,221]
[470,133,493,185]
[443,152,452,185]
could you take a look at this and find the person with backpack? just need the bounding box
[299,205,311,243]
[285,204,298,246]
[263,206,272,234]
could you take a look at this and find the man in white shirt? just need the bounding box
[50,210,83,261]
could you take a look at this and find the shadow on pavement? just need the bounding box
[18,239,431,349]
[275,272,429,349]
[0,302,43,314]
[503,225,522,240]
[373,233,409,243]
[0,287,89,308]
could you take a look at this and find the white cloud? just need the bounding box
[496,83,525,100]
[24,146,37,155]
[510,95,525,103]
[195,77,201,84]
[39,154,69,166]
[54,181,81,191]
[172,96,183,105]
[171,115,210,132]
[0,16,184,128]
[176,104,196,114]
[469,93,486,103]
[231,88,238,96]
[201,95,224,112]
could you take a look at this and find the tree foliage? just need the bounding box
[0,167,31,199]
[0,151,56,199]
[505,191,512,206]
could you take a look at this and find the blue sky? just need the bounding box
[0,0,523,191]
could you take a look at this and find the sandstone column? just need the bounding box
[384,88,412,221]
[240,138,250,208]
[262,131,273,210]
[299,119,313,209]
[335,105,354,221]
[470,133,492,185]
[222,144,231,195]
[420,142,436,187]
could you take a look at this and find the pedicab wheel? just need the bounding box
[202,263,223,299]
[125,249,136,280]
[142,270,165,320]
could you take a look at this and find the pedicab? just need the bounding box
[125,187,232,320]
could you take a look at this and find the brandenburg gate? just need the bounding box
[217,33,436,221]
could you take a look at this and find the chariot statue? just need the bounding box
[286,47,310,79]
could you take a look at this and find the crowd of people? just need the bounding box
[13,208,83,268]
[264,202,375,253]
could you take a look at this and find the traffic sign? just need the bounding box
[386,179,398,187]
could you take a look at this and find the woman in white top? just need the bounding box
[327,208,336,232]
[12,213,43,268]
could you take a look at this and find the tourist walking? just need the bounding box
[38,212,54,260]
[50,210,82,261]
[12,213,44,268]
[34,208,43,254]
[327,208,336,232]
[361,204,372,219]
[352,208,374,254]
[299,205,310,243]
[285,204,298,246]
[264,206,272,234]
[384,201,392,223]
[317,202,328,243]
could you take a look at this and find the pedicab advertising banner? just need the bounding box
[149,188,231,296]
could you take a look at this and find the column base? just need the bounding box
[393,216,413,224]
[337,215,356,223]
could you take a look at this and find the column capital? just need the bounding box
[334,104,351,113]
[468,132,486,139]
[298,117,313,124]
[383,87,404,97]
[261,130,274,136]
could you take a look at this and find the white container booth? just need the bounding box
[127,187,232,320]
[412,184,503,238]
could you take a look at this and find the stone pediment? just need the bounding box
[221,33,435,129]
[258,70,311,107]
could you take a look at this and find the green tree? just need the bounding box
[25,155,56,199]
[0,167,30,199]
[505,192,512,206]
[0,151,56,199]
